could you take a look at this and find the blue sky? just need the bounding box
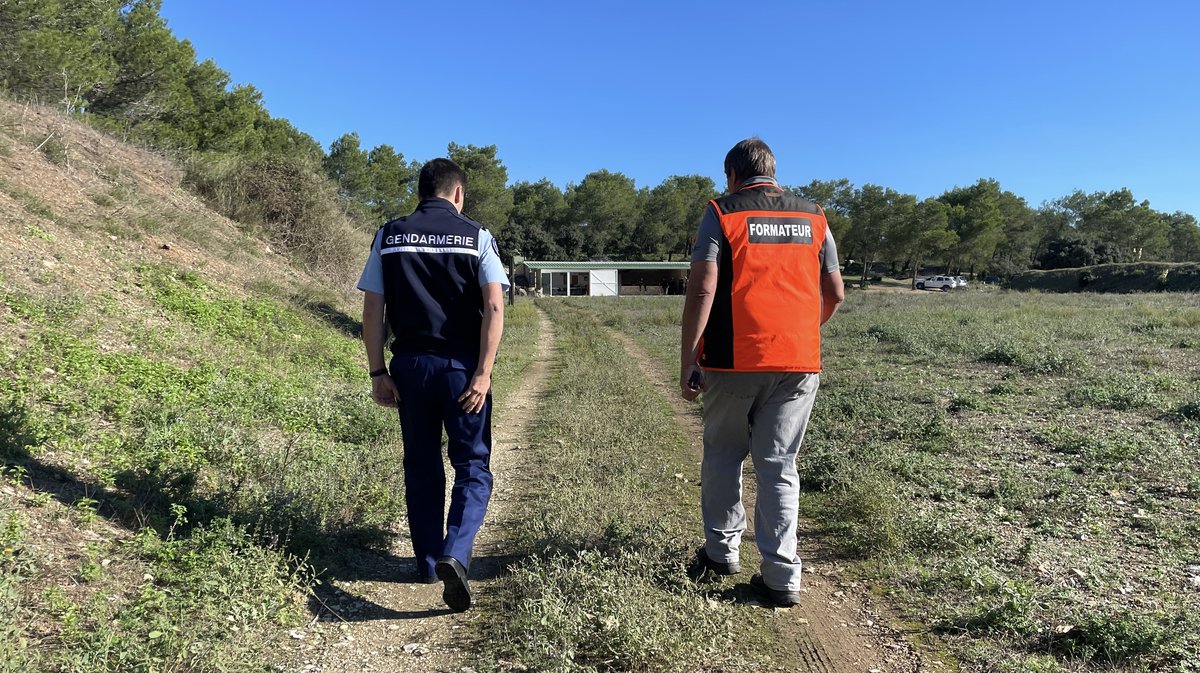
[159,1,1200,215]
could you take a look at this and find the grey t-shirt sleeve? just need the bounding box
[690,203,722,263]
[819,226,840,274]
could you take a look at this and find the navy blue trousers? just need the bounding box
[390,353,493,579]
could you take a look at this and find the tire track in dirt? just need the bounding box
[282,308,557,673]
[609,329,926,673]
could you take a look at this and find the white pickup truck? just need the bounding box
[915,276,958,291]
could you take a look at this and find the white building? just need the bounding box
[520,261,692,297]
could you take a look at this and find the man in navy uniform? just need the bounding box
[358,158,509,612]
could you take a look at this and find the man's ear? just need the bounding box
[454,185,465,209]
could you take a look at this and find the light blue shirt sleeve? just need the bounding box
[477,229,510,289]
[357,229,385,294]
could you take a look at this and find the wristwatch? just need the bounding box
[369,368,389,378]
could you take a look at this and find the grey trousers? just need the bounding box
[701,371,820,592]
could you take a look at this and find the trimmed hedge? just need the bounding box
[1008,262,1200,293]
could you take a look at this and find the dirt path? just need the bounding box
[283,309,557,673]
[610,330,926,673]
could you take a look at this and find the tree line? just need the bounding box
[3,0,1197,277]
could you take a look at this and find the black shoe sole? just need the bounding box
[436,559,471,612]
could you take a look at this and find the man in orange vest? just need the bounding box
[680,137,844,607]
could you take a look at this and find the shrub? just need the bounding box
[184,154,368,283]
[824,470,905,556]
[1078,269,1095,289]
[1049,608,1176,664]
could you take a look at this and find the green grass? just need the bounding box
[28,515,311,673]
[0,262,539,671]
[0,176,56,222]
[558,291,1200,672]
[485,299,767,672]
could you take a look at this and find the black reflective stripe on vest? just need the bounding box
[715,184,822,216]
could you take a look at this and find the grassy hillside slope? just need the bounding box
[0,100,537,671]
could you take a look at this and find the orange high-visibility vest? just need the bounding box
[699,183,829,372]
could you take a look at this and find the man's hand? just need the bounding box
[458,372,490,414]
[371,374,401,408]
[680,364,704,402]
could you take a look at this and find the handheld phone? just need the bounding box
[688,370,702,391]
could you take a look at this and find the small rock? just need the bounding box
[833,590,845,598]
[289,629,306,640]
[386,624,399,631]
[160,243,172,250]
[1054,624,1074,634]
[402,643,429,656]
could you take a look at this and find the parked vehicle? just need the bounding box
[955,276,969,289]
[915,276,958,291]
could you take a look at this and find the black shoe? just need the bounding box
[435,556,472,612]
[688,546,741,578]
[750,574,800,607]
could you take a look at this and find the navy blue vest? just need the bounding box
[379,199,484,357]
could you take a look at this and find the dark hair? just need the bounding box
[723,137,776,181]
[417,158,467,200]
